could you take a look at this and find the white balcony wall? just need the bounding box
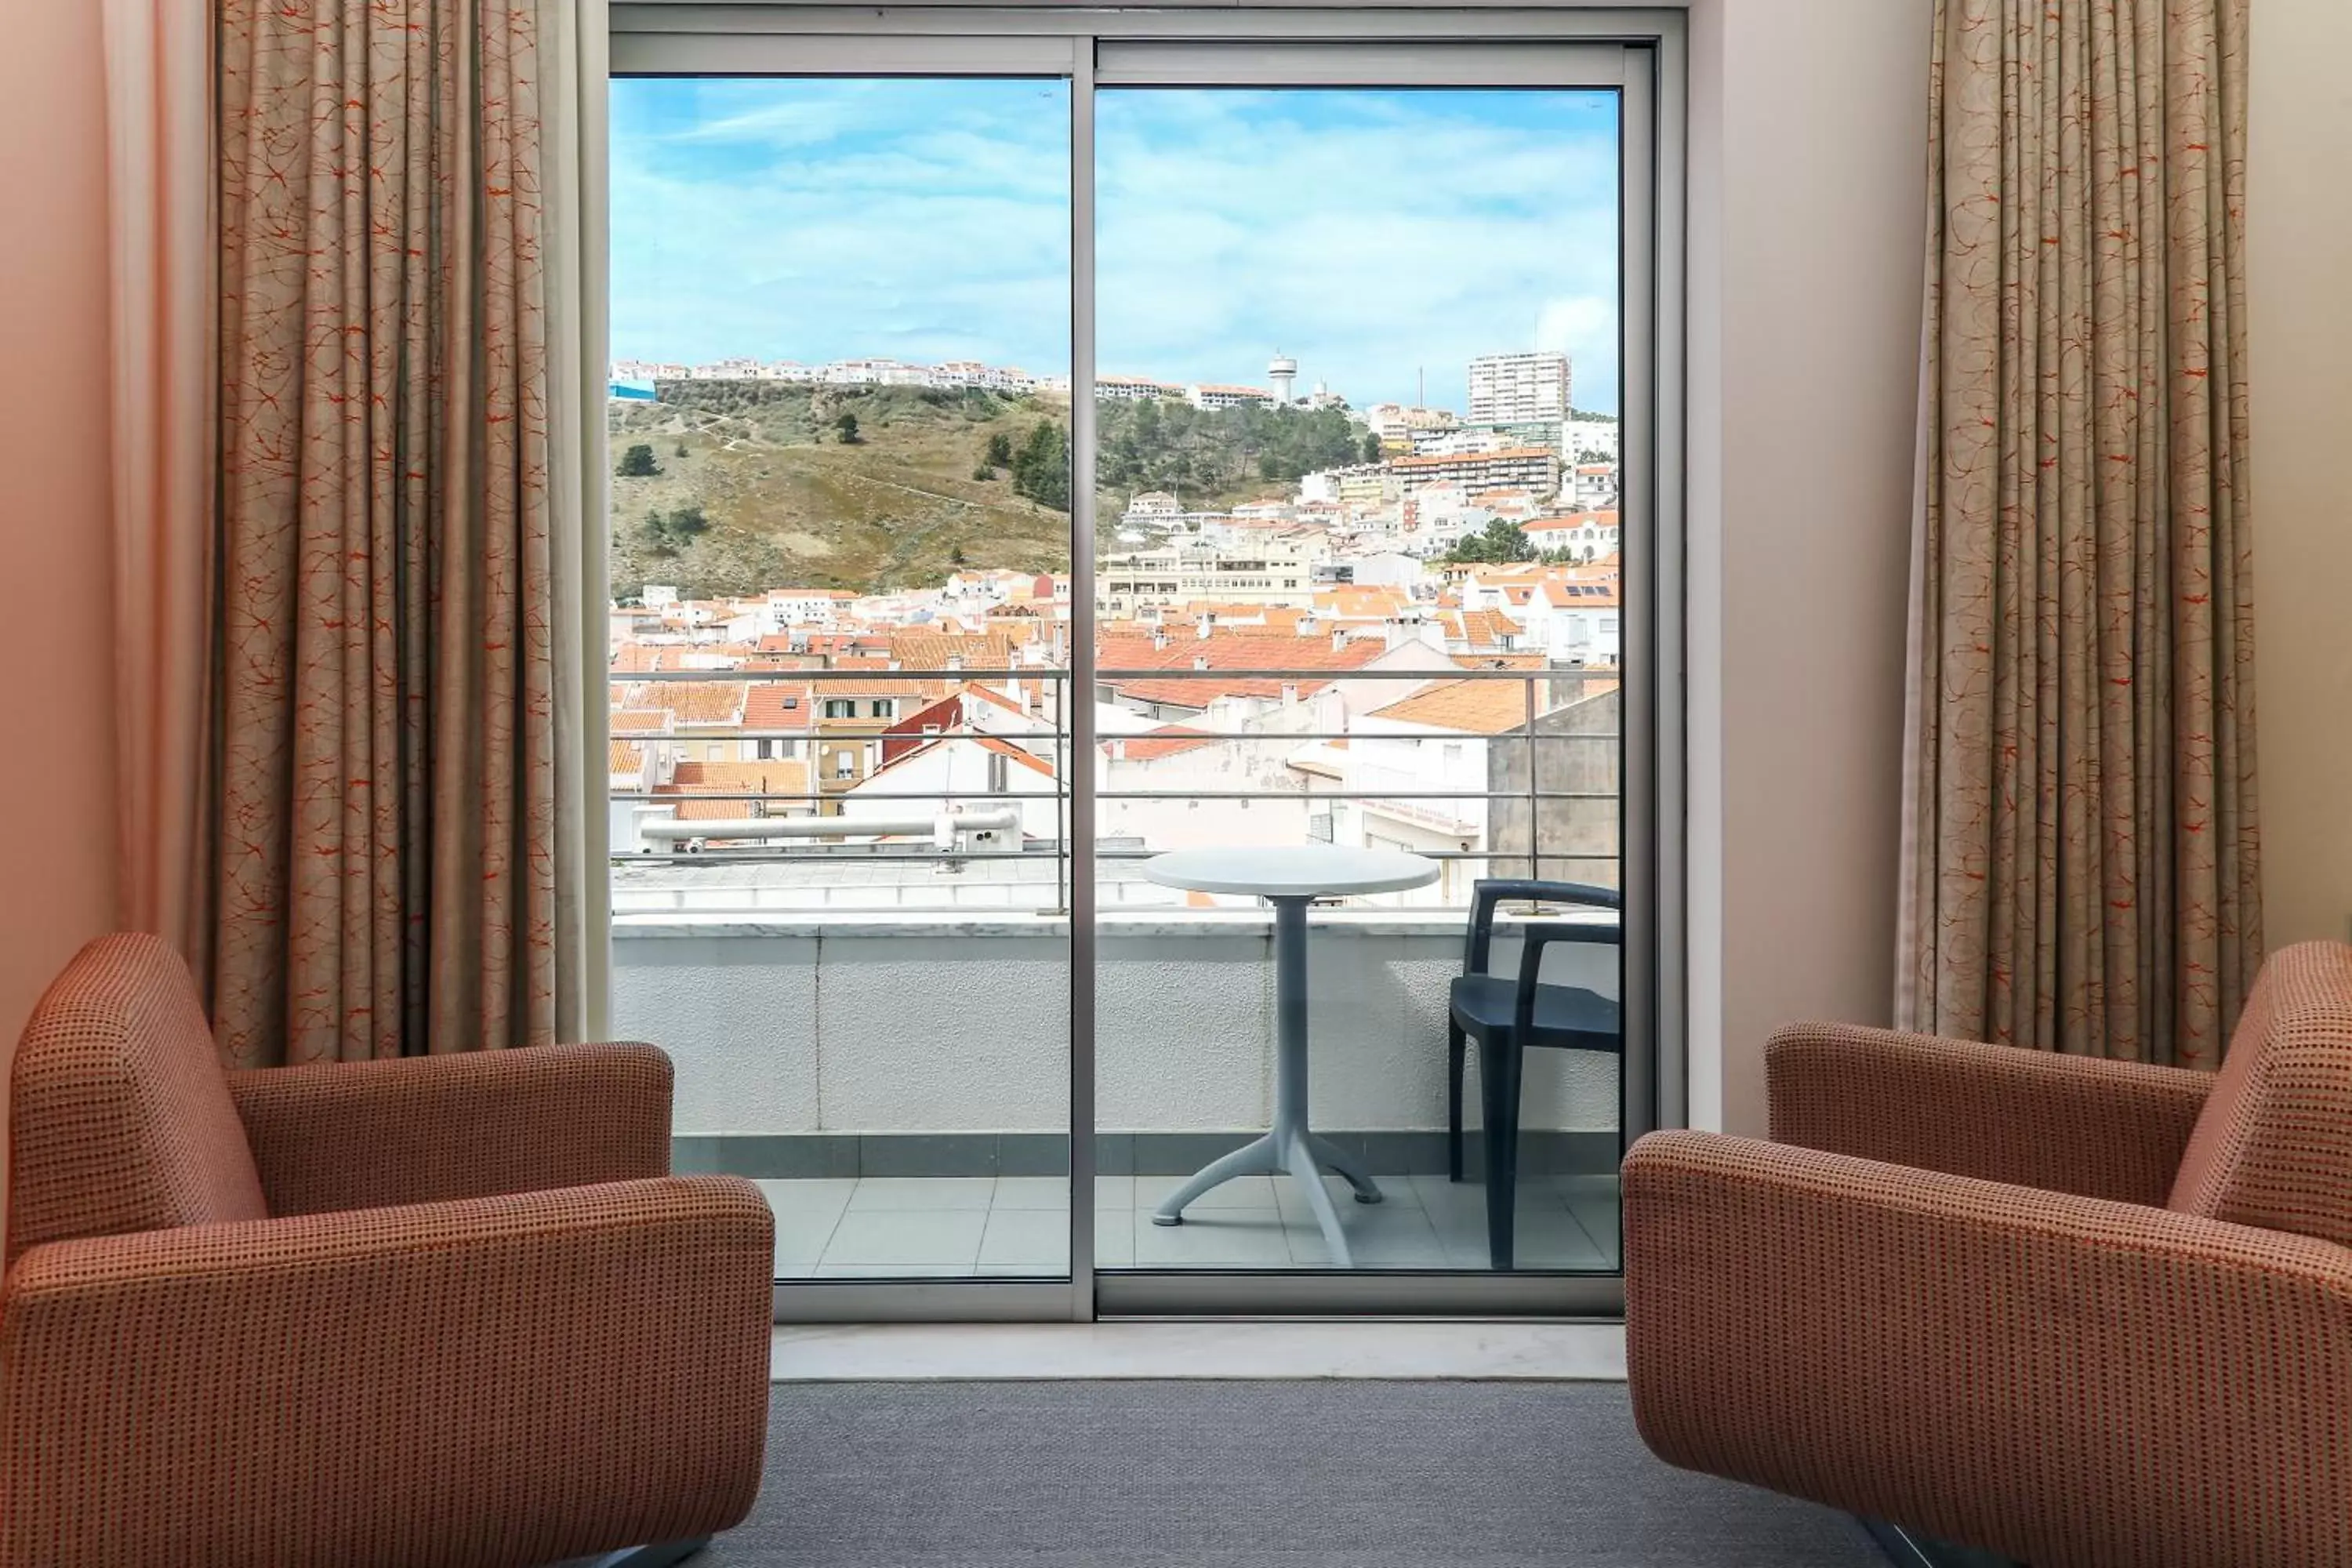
[613,917,1621,1138]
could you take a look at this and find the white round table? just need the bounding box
[1142,845,1441,1269]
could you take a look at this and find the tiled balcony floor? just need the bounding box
[757,1173,1623,1277]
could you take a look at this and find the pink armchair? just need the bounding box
[1624,941,2352,1568]
[3,934,774,1568]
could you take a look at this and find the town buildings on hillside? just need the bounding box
[608,347,1625,912]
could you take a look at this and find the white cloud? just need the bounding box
[610,82,1624,414]
[1534,295,1618,413]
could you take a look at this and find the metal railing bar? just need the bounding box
[619,729,1624,744]
[613,847,1619,866]
[614,665,1618,684]
[611,788,1621,804]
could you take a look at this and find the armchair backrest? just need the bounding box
[2169,941,2352,1246]
[8,934,267,1268]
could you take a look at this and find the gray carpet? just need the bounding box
[700,1381,1891,1567]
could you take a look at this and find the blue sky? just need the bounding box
[612,78,1620,415]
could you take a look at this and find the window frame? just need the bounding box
[593,5,1687,1325]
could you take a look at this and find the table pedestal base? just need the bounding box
[1149,1129,1383,1265]
[1150,895,1383,1268]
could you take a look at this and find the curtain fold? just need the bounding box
[102,0,215,967]
[1897,0,2259,1068]
[212,0,587,1065]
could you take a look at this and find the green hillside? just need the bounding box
[607,380,1357,602]
[608,383,1080,601]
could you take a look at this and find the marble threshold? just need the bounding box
[769,1320,1628,1381]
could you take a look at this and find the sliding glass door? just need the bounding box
[606,72,1078,1291]
[604,9,1679,1320]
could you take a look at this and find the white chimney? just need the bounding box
[1281,683,1299,706]
[1152,626,1169,651]
[1331,627,1348,652]
[1193,654,1210,672]
[1110,739,1127,761]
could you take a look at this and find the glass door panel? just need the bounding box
[1089,80,1628,1279]
[605,75,1076,1283]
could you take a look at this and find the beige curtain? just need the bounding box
[102,0,214,965]
[212,0,590,1065]
[1897,0,2259,1069]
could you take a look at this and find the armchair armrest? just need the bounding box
[0,1176,772,1568]
[228,1041,674,1216]
[1766,1022,2212,1204]
[1466,877,1621,973]
[1622,1131,2352,1567]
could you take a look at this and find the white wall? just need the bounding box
[2248,1,2352,951]
[615,922,1620,1138]
[0,0,121,1262]
[1686,0,1933,1133]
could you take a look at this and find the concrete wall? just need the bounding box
[613,919,1620,1138]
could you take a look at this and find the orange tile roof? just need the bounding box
[618,679,747,728]
[1456,609,1521,648]
[1370,679,1534,735]
[976,735,1058,777]
[1094,630,1385,706]
[888,627,1026,669]
[654,760,811,821]
[816,676,955,699]
[609,709,670,735]
[608,741,645,774]
[1107,725,1215,761]
[742,682,815,731]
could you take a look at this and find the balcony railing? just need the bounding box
[608,662,1621,916]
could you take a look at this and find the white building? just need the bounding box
[1523,510,1622,564]
[757,588,853,631]
[1186,383,1279,412]
[1389,446,1564,500]
[1364,403,1461,448]
[1097,535,1326,615]
[1468,350,1572,426]
[1410,426,1513,457]
[1123,492,1185,523]
[1565,416,1620,462]
[841,731,1064,844]
[1099,375,1181,402]
[1573,463,1620,510]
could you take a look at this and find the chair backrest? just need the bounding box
[7,933,267,1268]
[2169,941,2352,1246]
[1464,878,1621,974]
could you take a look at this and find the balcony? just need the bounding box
[608,664,1628,1276]
[615,909,1623,1275]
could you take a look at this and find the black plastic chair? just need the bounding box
[1447,878,1624,1271]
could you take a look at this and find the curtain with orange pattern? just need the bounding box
[1896,0,2259,1068]
[212,0,586,1065]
